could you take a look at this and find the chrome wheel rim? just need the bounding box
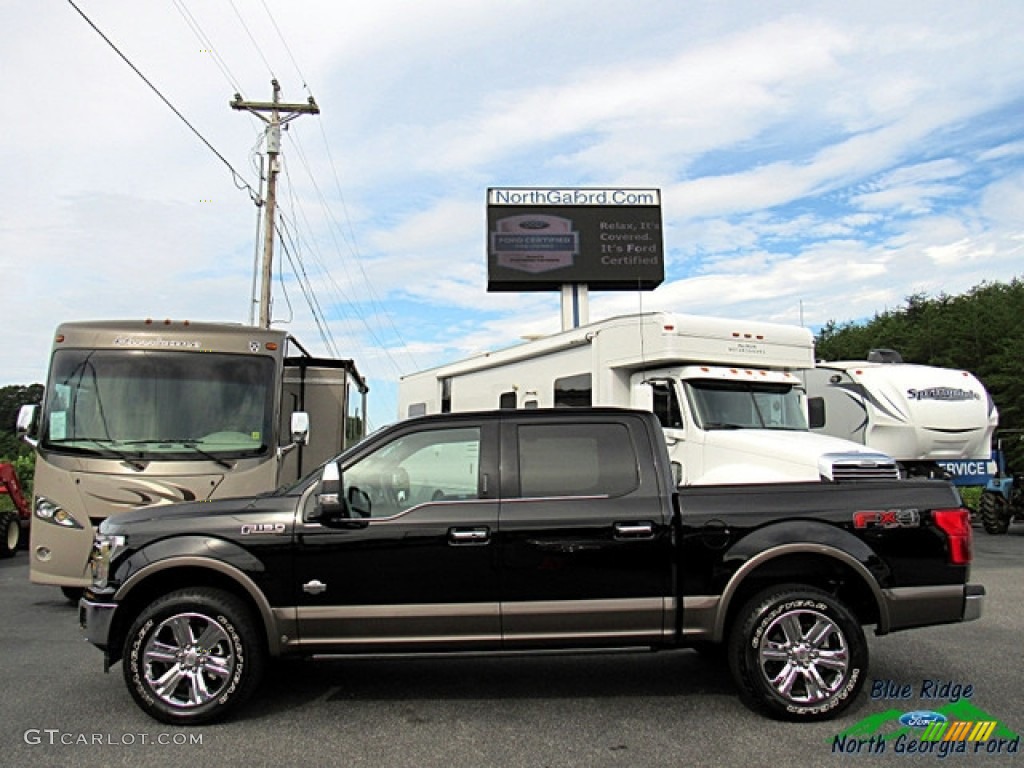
[143,612,236,709]
[758,608,849,704]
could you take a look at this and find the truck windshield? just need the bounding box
[41,349,276,461]
[686,379,808,431]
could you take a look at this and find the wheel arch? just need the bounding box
[713,544,889,643]
[107,558,280,666]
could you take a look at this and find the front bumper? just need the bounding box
[79,596,117,651]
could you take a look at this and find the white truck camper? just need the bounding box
[803,349,998,479]
[399,312,898,486]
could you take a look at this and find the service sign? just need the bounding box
[486,187,664,291]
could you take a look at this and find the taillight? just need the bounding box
[932,508,972,565]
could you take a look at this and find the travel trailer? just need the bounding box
[803,350,997,478]
[399,312,897,486]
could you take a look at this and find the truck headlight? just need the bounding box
[89,533,126,590]
[35,497,84,529]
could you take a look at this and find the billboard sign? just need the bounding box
[487,187,663,291]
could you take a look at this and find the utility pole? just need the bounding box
[231,80,319,328]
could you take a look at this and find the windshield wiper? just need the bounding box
[54,438,148,471]
[122,439,236,470]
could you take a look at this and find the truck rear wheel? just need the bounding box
[979,492,1010,535]
[0,511,19,558]
[123,588,265,725]
[728,585,866,721]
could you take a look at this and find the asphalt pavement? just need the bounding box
[1,526,1021,768]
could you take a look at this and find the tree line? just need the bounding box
[0,384,42,505]
[814,277,1024,471]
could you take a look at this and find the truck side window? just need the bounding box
[650,381,683,429]
[553,374,592,408]
[499,392,517,409]
[343,427,481,517]
[516,423,638,498]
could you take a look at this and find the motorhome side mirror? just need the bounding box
[291,411,310,445]
[17,404,39,446]
[808,397,826,429]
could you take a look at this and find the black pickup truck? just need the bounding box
[79,408,984,725]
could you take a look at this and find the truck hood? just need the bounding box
[695,429,896,485]
[98,493,284,536]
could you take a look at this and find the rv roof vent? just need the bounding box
[867,348,903,364]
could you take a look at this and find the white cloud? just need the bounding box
[3,0,1024,434]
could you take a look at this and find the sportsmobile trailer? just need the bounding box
[399,312,897,486]
[803,350,998,479]
[18,319,368,599]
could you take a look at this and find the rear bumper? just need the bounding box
[880,583,985,634]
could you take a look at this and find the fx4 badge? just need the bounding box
[240,523,287,535]
[853,509,921,529]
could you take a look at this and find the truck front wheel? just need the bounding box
[728,585,867,721]
[123,588,265,725]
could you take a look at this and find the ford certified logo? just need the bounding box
[518,220,551,230]
[899,711,948,728]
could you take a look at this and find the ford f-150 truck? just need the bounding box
[79,408,984,725]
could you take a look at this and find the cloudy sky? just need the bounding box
[4,1,1023,429]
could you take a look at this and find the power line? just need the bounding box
[285,131,417,376]
[171,0,245,96]
[259,0,311,95]
[228,0,276,80]
[66,0,261,204]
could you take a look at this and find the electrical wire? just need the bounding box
[286,130,420,376]
[171,0,245,96]
[259,0,311,95]
[66,0,261,205]
[228,0,276,80]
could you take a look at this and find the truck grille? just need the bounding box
[822,453,901,482]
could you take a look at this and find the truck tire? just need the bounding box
[979,492,1010,535]
[728,585,867,721]
[123,588,265,725]
[0,511,19,558]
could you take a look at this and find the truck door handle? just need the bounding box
[614,522,655,539]
[303,579,328,595]
[448,527,491,545]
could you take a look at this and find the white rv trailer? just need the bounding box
[803,350,998,478]
[399,312,897,486]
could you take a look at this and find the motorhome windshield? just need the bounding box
[686,379,808,431]
[41,349,276,461]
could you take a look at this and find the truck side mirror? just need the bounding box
[317,461,341,512]
[808,397,825,429]
[17,404,39,447]
[290,411,310,445]
[313,461,371,526]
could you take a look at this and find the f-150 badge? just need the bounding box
[240,523,287,535]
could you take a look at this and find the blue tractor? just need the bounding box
[978,432,1024,535]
